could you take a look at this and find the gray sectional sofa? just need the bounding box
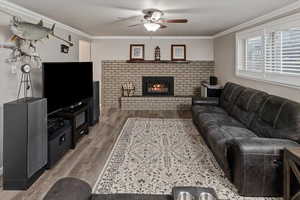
[192,82,300,197]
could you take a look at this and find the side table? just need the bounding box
[284,148,300,200]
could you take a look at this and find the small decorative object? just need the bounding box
[171,44,186,61]
[154,46,161,61]
[122,82,135,97]
[18,64,33,99]
[130,44,144,61]
[61,44,69,54]
[176,192,194,200]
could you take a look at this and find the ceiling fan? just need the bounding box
[128,9,188,32]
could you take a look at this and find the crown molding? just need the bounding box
[92,36,213,40]
[0,0,92,39]
[213,1,300,38]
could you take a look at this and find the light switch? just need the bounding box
[11,64,17,74]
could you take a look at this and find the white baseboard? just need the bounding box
[0,167,3,176]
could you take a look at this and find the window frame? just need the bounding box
[235,13,300,89]
[236,29,265,79]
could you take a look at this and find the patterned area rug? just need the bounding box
[93,118,280,200]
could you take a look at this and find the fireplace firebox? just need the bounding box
[142,76,174,96]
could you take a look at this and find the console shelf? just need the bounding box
[55,104,89,149]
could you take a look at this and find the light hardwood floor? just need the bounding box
[0,108,192,200]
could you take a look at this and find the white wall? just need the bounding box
[79,40,91,62]
[0,12,90,171]
[214,32,300,103]
[91,38,214,82]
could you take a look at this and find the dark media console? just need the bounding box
[45,81,100,169]
[55,104,89,149]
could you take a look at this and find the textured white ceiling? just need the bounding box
[5,0,299,36]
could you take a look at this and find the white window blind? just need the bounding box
[266,30,300,75]
[236,30,265,78]
[236,13,300,88]
[245,36,264,72]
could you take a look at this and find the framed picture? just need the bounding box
[171,44,186,61]
[130,44,145,60]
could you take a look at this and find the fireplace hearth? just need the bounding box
[142,76,174,96]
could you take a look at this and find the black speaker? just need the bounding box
[88,81,100,126]
[209,76,218,85]
[4,98,48,190]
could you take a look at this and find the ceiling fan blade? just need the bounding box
[104,16,143,26]
[162,19,188,23]
[128,23,143,27]
[164,8,201,14]
[113,15,142,23]
[158,24,168,29]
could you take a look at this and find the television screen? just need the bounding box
[43,62,93,114]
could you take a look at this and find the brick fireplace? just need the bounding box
[101,60,215,109]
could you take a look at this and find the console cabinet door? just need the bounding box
[27,99,48,177]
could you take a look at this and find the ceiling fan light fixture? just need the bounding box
[151,11,162,21]
[144,22,160,32]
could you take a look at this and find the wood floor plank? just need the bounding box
[0,109,192,200]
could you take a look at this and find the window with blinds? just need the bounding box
[236,14,300,87]
[245,36,264,72]
[266,30,300,75]
[236,30,265,78]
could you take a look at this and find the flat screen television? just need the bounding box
[43,62,93,114]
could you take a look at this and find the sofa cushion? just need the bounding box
[206,126,257,153]
[219,82,245,114]
[197,113,244,131]
[192,105,227,116]
[220,126,258,138]
[250,95,300,143]
[192,97,219,106]
[196,112,244,143]
[231,88,268,127]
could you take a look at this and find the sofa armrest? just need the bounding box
[228,137,299,197]
[43,177,92,200]
[232,137,299,155]
[192,97,219,106]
